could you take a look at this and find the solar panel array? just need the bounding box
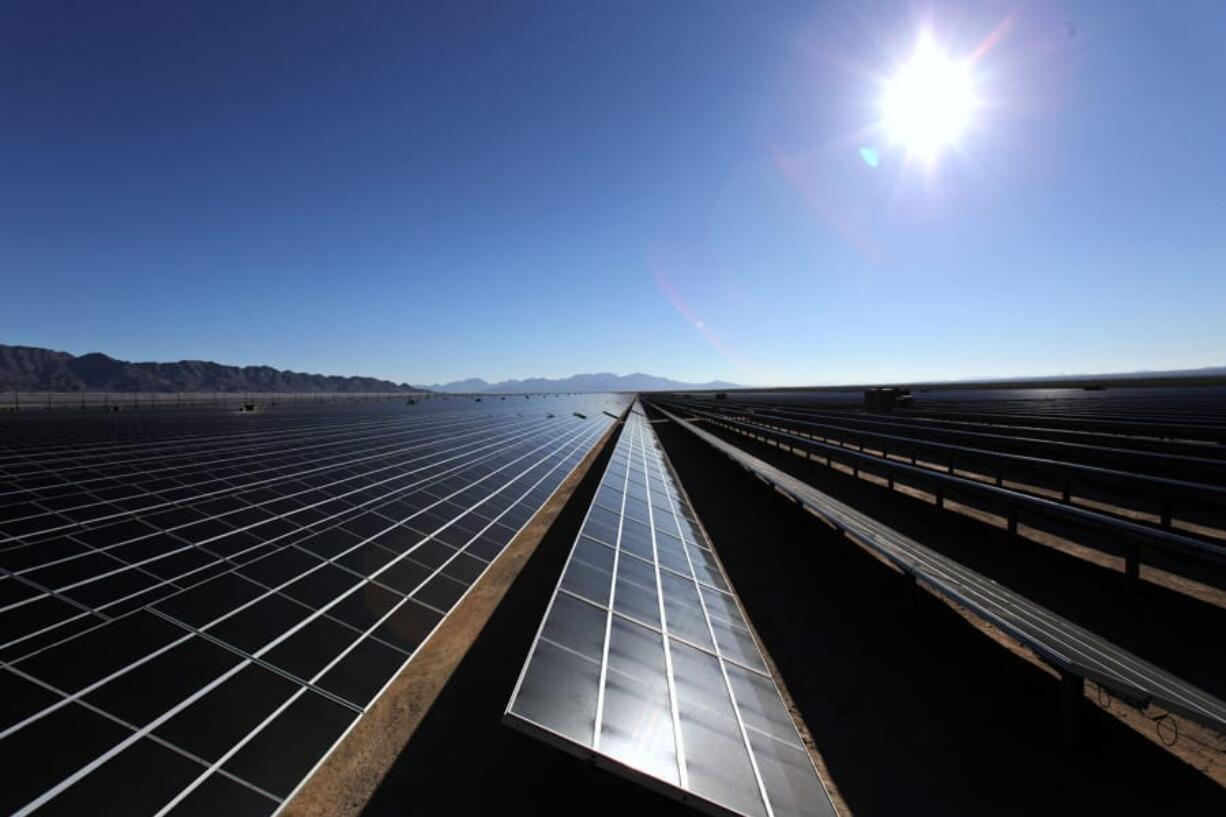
[0,396,628,816]
[506,405,835,817]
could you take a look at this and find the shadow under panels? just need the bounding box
[0,395,629,816]
[506,405,836,817]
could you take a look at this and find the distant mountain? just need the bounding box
[429,372,740,393]
[432,377,493,393]
[0,344,425,393]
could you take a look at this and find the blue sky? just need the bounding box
[2,1,1223,387]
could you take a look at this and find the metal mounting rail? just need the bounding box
[685,405,1226,532]
[734,407,1226,497]
[694,401,1226,477]
[661,402,1226,577]
[654,405,1226,734]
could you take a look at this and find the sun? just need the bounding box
[882,32,978,162]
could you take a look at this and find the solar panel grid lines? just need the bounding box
[0,410,551,546]
[1,412,557,585]
[16,408,518,480]
[2,414,600,809]
[5,412,593,670]
[506,405,837,817]
[0,414,566,647]
[0,401,445,454]
[589,411,631,759]
[263,417,599,671]
[0,418,430,506]
[0,413,488,501]
[630,416,774,816]
[0,407,518,496]
[265,417,616,816]
[0,410,411,464]
[0,395,630,816]
[10,649,254,817]
[157,416,611,817]
[512,417,799,809]
[630,414,691,793]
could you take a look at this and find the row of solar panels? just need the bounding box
[663,400,1226,591]
[680,398,1226,479]
[0,398,628,816]
[506,406,836,817]
[1,410,595,657]
[1,394,840,817]
[677,386,1226,442]
[651,403,1226,735]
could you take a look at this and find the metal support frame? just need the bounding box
[655,402,1226,740]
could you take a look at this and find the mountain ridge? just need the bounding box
[427,372,741,393]
[0,344,425,393]
[0,344,741,394]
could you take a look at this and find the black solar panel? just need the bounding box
[505,405,836,817]
[0,395,629,816]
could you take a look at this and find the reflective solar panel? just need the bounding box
[0,395,629,816]
[506,405,836,817]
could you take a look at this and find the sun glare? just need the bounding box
[882,32,977,162]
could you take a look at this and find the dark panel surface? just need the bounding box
[0,395,628,814]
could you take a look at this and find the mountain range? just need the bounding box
[12,340,1219,396]
[0,344,424,393]
[0,344,740,394]
[427,373,740,393]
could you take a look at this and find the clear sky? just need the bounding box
[2,1,1223,387]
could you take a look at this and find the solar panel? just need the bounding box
[505,404,836,817]
[0,395,629,816]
